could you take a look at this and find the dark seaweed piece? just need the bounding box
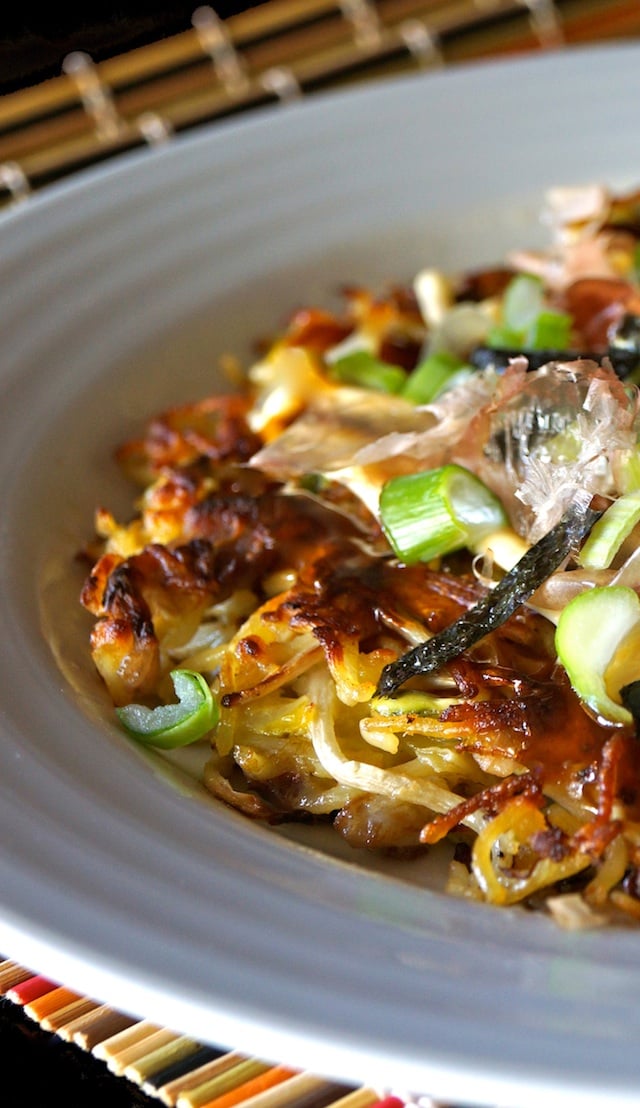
[621,681,640,732]
[375,502,601,697]
[470,346,639,379]
[609,312,640,358]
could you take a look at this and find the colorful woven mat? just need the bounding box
[0,958,463,1108]
[2,6,636,1107]
[1,0,639,205]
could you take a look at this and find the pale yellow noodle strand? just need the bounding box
[472,797,592,906]
[308,670,486,832]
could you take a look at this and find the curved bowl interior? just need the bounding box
[2,44,640,1108]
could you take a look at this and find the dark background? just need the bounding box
[1,995,162,1108]
[0,3,264,94]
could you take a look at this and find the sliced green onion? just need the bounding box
[486,273,544,347]
[487,273,572,352]
[502,273,545,332]
[578,490,640,569]
[328,350,406,394]
[379,463,507,564]
[555,585,640,726]
[401,351,469,404]
[525,309,572,350]
[486,325,524,349]
[116,669,218,748]
[617,445,640,493]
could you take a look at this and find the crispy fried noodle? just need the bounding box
[80,183,640,928]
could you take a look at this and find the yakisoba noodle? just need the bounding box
[80,183,640,928]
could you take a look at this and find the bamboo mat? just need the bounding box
[0,958,437,1108]
[0,0,639,205]
[1,3,638,1107]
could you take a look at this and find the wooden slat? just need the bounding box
[0,0,637,205]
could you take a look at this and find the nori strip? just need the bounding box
[470,346,639,379]
[375,501,602,697]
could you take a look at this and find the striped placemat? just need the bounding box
[0,0,639,205]
[1,6,636,1107]
[0,958,464,1108]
